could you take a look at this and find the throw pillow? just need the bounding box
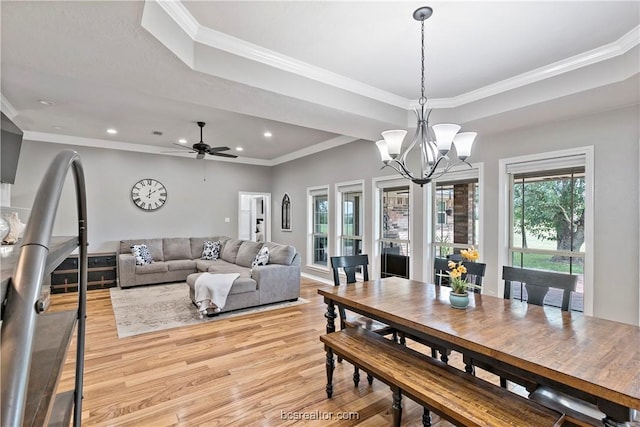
[251,246,270,270]
[201,240,221,260]
[131,244,153,266]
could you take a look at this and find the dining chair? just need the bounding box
[435,257,486,291]
[467,266,579,384]
[502,265,577,311]
[330,255,396,386]
[500,267,603,423]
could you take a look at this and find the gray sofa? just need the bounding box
[117,236,301,314]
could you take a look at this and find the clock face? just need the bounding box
[131,178,167,211]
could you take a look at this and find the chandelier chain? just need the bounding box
[375,6,476,187]
[419,17,426,106]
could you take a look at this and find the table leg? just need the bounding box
[324,299,336,334]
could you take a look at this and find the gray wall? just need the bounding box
[9,105,639,324]
[271,105,639,325]
[11,140,272,252]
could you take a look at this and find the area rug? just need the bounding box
[110,283,309,338]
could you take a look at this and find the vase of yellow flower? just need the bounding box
[447,246,481,309]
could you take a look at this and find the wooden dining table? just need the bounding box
[318,277,640,425]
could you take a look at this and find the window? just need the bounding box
[509,168,585,311]
[499,148,593,314]
[336,182,364,257]
[308,187,329,267]
[380,185,410,278]
[433,179,479,258]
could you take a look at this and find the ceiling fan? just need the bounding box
[173,121,238,159]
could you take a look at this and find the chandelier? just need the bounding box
[375,6,477,186]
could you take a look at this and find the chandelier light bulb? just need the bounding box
[453,132,477,160]
[375,140,392,162]
[432,124,461,152]
[381,130,407,156]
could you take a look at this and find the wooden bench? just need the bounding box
[320,327,565,427]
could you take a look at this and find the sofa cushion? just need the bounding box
[131,244,152,265]
[166,259,197,271]
[264,242,296,265]
[235,241,263,268]
[163,238,192,261]
[135,261,168,274]
[220,239,243,264]
[205,261,256,294]
[201,240,220,260]
[196,259,216,272]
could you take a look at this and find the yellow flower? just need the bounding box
[457,265,467,274]
[448,260,457,269]
[450,269,462,279]
[461,246,479,261]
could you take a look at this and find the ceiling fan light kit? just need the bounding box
[173,121,238,159]
[375,6,477,186]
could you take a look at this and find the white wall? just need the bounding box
[11,140,272,252]
[271,105,639,325]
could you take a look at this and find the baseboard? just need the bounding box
[301,272,333,286]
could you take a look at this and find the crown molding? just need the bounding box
[415,25,640,110]
[152,1,639,112]
[1,95,18,119]
[23,131,357,167]
[148,0,410,109]
[271,135,358,165]
[155,0,198,39]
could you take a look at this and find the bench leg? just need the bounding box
[422,407,431,427]
[325,347,335,398]
[367,373,374,385]
[399,332,406,345]
[391,386,402,427]
[353,367,360,386]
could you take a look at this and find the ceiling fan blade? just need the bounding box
[161,150,196,154]
[210,152,238,158]
[207,146,231,153]
[172,143,195,151]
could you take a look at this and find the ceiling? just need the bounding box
[1,1,638,165]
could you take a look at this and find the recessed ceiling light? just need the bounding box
[178,138,187,144]
[106,128,118,134]
[38,99,54,105]
[236,147,244,152]
[263,132,272,138]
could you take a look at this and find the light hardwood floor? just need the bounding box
[52,277,499,426]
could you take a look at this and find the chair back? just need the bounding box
[434,257,450,286]
[435,258,485,292]
[331,255,369,286]
[462,261,486,290]
[502,266,578,311]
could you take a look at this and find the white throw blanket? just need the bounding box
[194,273,239,317]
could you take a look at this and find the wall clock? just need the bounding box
[131,178,167,211]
